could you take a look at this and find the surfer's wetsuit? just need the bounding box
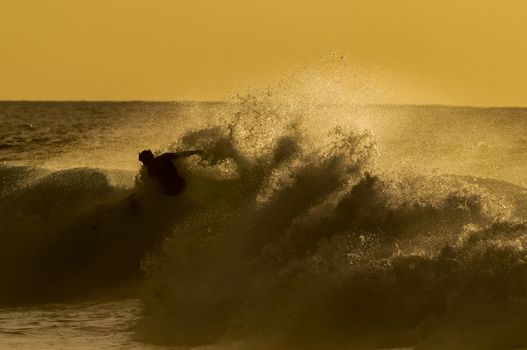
[139,149,202,196]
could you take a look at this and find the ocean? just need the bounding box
[2,100,527,349]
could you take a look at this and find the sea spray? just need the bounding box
[132,92,527,349]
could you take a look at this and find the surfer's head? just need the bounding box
[139,149,155,165]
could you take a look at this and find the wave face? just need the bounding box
[3,100,527,349]
[0,165,192,303]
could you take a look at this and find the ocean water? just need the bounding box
[0,299,145,349]
[2,99,527,349]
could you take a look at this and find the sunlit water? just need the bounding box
[0,299,148,349]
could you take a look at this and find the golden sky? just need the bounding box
[1,0,526,106]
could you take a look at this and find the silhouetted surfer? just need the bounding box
[138,149,202,196]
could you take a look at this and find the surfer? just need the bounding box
[138,149,202,196]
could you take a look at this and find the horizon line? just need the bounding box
[0,99,525,110]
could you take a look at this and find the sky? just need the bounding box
[1,0,526,106]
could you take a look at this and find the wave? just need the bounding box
[0,165,192,304]
[126,95,527,349]
[3,94,527,349]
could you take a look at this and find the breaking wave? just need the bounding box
[3,93,527,349]
[132,95,527,350]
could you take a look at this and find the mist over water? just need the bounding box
[2,92,527,349]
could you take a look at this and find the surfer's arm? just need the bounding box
[167,150,204,159]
